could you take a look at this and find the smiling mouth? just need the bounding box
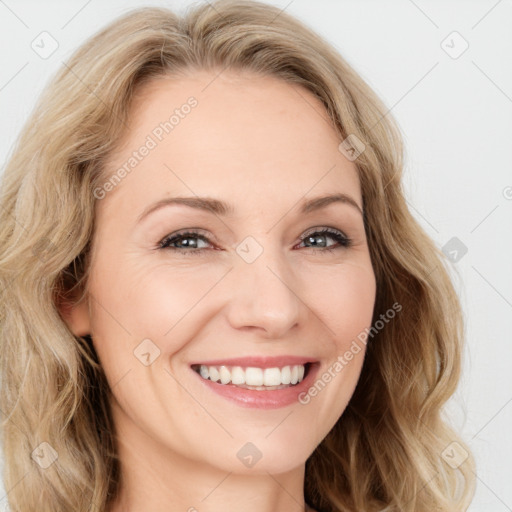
[191,362,312,390]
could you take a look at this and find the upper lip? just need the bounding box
[190,355,317,369]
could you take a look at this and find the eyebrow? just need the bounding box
[136,192,363,224]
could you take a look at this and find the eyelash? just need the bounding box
[158,227,352,256]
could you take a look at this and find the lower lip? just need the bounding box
[192,363,320,409]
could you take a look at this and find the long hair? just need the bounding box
[0,1,475,510]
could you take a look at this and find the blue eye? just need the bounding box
[159,230,210,251]
[158,227,352,256]
[298,227,352,253]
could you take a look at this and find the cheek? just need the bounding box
[305,261,376,346]
[86,255,230,361]
[124,262,232,342]
[291,262,375,435]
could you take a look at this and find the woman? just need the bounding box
[0,1,475,511]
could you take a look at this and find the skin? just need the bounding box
[61,70,376,512]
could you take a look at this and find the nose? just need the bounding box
[225,245,302,339]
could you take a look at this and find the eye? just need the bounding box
[159,229,212,255]
[158,227,352,256]
[296,227,352,253]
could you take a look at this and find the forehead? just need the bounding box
[100,70,361,217]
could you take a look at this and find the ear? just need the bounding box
[57,290,91,337]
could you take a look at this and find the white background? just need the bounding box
[0,1,511,510]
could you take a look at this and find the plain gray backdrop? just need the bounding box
[0,1,511,510]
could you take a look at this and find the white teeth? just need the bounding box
[291,365,299,384]
[245,367,263,386]
[195,364,307,388]
[281,366,291,384]
[209,366,220,383]
[231,366,245,385]
[199,365,209,379]
[263,367,282,386]
[219,366,231,385]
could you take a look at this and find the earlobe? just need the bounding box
[57,293,91,337]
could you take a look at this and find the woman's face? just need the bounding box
[66,70,376,475]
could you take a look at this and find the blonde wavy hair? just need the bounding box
[0,1,475,511]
